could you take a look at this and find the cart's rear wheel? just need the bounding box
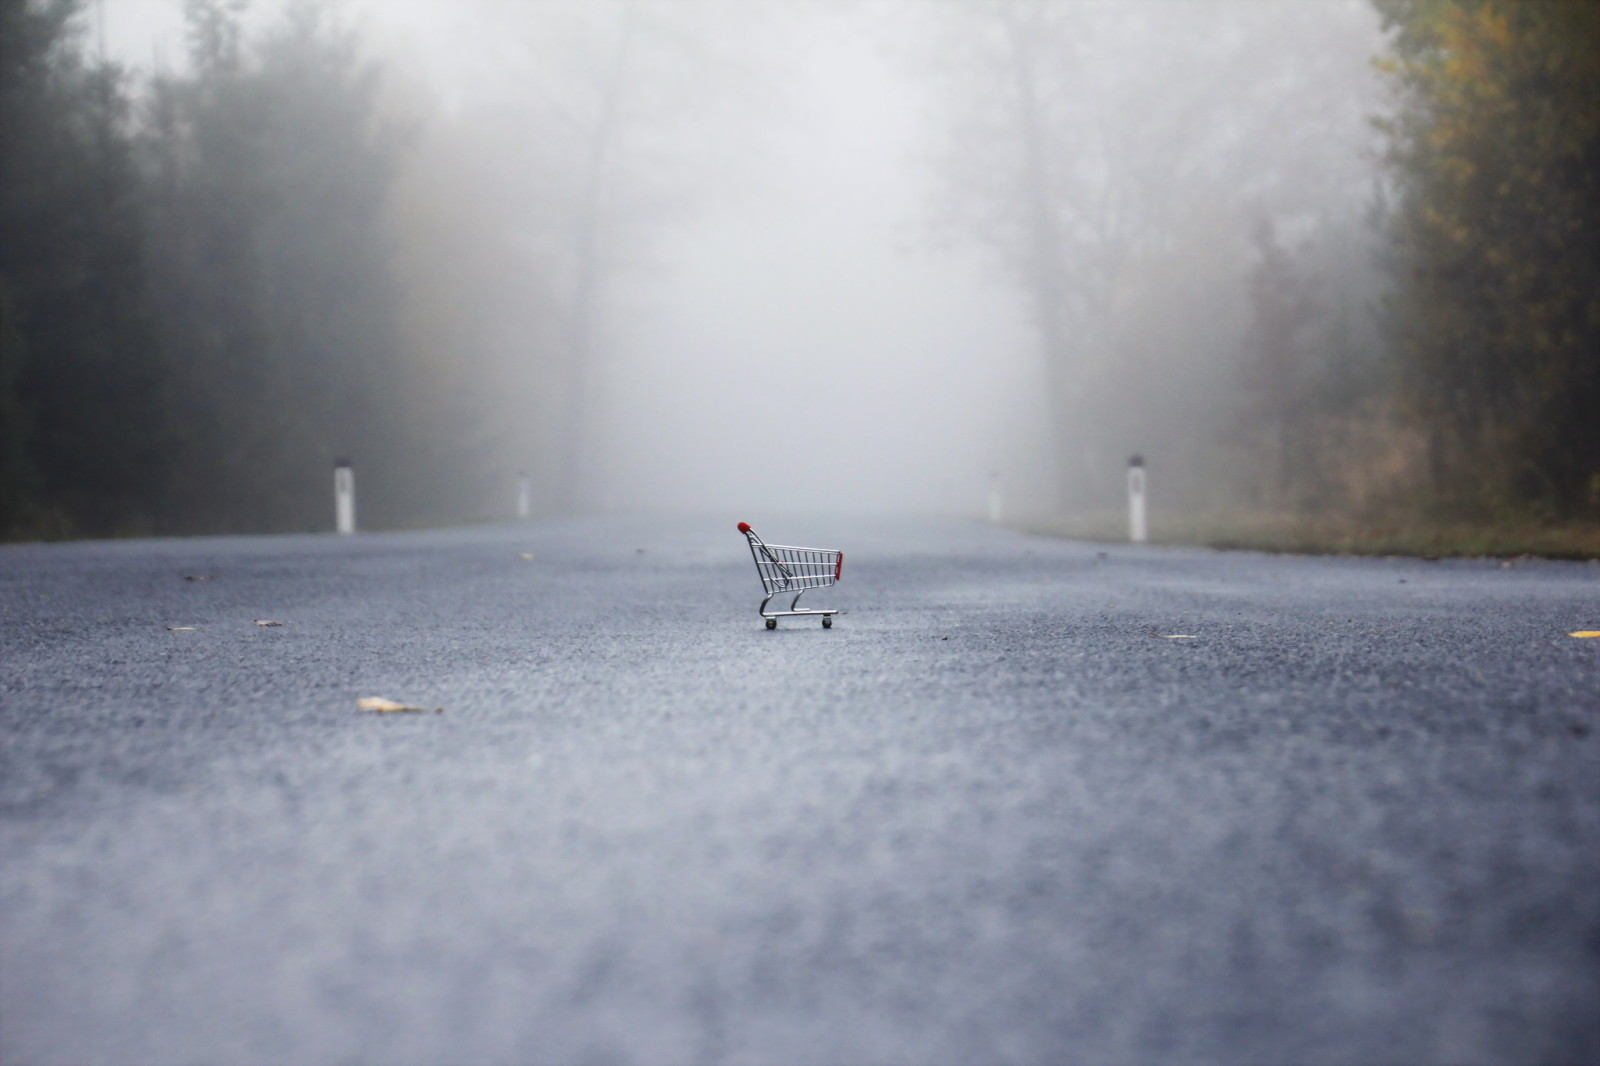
[765,617,777,630]
[822,615,833,628]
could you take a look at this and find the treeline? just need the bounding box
[2,0,164,535]
[918,0,1597,527]
[1374,0,1600,521]
[1,0,754,539]
[1182,0,1599,524]
[918,0,1392,517]
[4,0,1594,538]
[1,0,465,537]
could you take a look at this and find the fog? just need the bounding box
[599,22,1047,517]
[97,0,1388,526]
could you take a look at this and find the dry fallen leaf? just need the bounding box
[1570,631,1600,639]
[518,552,536,560]
[253,619,283,627]
[357,697,442,714]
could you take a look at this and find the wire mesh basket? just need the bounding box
[737,521,843,629]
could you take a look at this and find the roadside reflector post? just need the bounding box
[334,459,356,535]
[517,470,530,519]
[1127,454,1147,544]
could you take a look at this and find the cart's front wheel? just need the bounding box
[822,615,833,628]
[765,617,777,630]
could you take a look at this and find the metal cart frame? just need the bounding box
[737,522,843,629]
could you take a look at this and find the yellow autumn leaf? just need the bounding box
[357,697,441,714]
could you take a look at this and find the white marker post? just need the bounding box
[334,459,356,535]
[1127,454,1147,544]
[517,470,531,519]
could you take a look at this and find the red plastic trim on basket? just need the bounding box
[835,552,844,581]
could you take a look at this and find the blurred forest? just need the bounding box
[3,0,407,534]
[0,0,1595,539]
[914,0,1392,516]
[1,0,764,535]
[1374,0,1599,522]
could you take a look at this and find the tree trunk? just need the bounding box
[555,11,635,513]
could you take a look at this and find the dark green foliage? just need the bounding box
[1,0,412,538]
[1374,0,1600,519]
[1,0,166,536]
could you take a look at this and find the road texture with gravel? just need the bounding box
[2,514,1597,1065]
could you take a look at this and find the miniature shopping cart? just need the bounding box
[737,522,843,629]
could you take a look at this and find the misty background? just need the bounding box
[3,0,1595,537]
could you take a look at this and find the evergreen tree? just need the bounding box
[145,0,404,532]
[1374,0,1600,518]
[0,0,165,536]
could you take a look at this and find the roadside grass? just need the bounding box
[1023,511,1600,562]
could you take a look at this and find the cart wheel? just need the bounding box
[765,618,777,630]
[822,615,833,628]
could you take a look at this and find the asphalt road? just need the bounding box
[2,514,1597,1066]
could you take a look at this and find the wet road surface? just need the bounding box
[3,515,1597,1065]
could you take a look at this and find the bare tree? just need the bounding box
[911,0,1386,510]
[416,0,782,512]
